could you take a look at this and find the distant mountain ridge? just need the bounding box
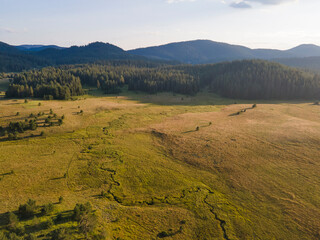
[1,40,320,72]
[0,41,140,72]
[16,45,65,52]
[129,40,320,64]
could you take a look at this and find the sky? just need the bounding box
[0,0,320,50]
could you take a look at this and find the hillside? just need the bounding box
[274,56,320,73]
[2,40,320,72]
[129,40,256,64]
[33,42,138,64]
[16,45,65,52]
[0,42,142,72]
[129,40,320,65]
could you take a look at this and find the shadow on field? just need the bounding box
[96,89,315,107]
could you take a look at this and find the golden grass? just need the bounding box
[0,92,320,239]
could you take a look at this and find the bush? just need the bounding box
[44,219,54,229]
[58,196,64,204]
[252,104,257,108]
[56,213,63,222]
[73,202,93,222]
[18,199,37,219]
[25,233,37,240]
[42,203,54,215]
[6,212,19,230]
[51,227,72,240]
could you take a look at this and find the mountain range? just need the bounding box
[129,40,320,64]
[1,40,320,72]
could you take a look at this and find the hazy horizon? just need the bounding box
[1,0,320,50]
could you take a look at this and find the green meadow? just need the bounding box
[0,90,320,239]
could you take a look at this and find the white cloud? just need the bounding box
[230,0,297,8]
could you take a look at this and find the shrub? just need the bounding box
[8,133,18,141]
[38,102,41,106]
[13,224,25,236]
[56,213,63,222]
[252,104,257,108]
[25,233,37,240]
[16,112,20,116]
[24,99,28,103]
[6,212,19,229]
[40,131,45,136]
[44,219,54,229]
[42,203,54,215]
[73,202,93,222]
[51,227,71,240]
[58,196,64,204]
[196,126,200,131]
[18,199,37,219]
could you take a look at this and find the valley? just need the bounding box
[0,91,319,239]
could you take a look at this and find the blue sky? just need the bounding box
[0,0,319,50]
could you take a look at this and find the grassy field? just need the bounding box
[0,91,320,239]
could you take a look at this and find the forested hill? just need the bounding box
[274,57,320,73]
[0,42,141,72]
[191,60,320,99]
[33,42,138,64]
[129,40,320,65]
[5,60,320,100]
[129,40,257,64]
[0,42,50,72]
[16,45,65,52]
[2,40,320,72]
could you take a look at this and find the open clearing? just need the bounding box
[0,91,319,239]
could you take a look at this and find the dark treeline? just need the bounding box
[0,53,49,72]
[6,68,83,100]
[70,65,199,95]
[4,60,320,100]
[5,64,199,99]
[178,60,320,100]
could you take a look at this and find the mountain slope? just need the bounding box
[33,42,139,64]
[16,45,65,52]
[129,40,320,64]
[0,42,22,55]
[274,56,320,72]
[286,44,320,58]
[129,40,258,64]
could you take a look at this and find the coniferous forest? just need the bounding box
[3,59,320,100]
